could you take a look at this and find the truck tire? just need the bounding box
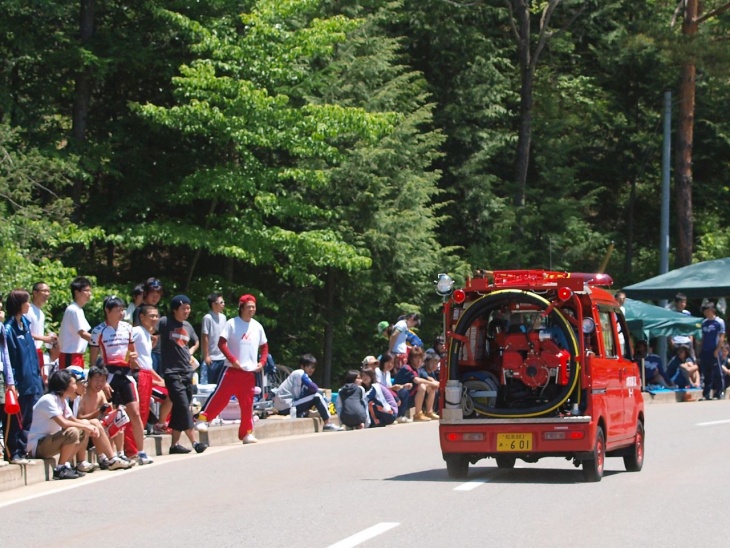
[495,455,516,469]
[623,422,644,472]
[445,454,469,479]
[582,427,605,482]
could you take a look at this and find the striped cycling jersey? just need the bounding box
[90,321,134,367]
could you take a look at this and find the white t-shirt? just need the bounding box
[201,312,226,361]
[27,393,72,456]
[58,302,91,354]
[25,303,46,350]
[375,368,392,387]
[90,321,134,366]
[221,316,267,371]
[132,326,153,370]
[391,319,410,354]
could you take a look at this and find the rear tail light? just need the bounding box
[543,430,585,440]
[445,432,484,442]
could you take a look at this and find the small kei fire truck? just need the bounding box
[437,270,645,482]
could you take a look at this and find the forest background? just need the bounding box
[1,0,729,386]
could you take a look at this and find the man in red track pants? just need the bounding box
[195,294,268,444]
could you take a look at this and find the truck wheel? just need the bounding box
[495,456,516,469]
[582,427,605,482]
[445,454,469,479]
[623,422,644,472]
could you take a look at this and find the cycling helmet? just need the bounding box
[67,365,86,382]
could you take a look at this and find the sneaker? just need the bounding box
[195,421,209,433]
[193,442,208,454]
[108,457,131,471]
[74,468,87,478]
[426,411,440,420]
[323,423,343,432]
[0,460,9,467]
[118,454,136,467]
[242,434,258,444]
[76,460,97,473]
[98,458,110,470]
[53,465,79,480]
[170,444,192,454]
[137,452,153,465]
[10,456,31,465]
[396,416,412,424]
[413,412,431,422]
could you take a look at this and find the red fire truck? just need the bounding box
[437,270,645,482]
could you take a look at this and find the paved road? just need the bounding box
[1,400,729,547]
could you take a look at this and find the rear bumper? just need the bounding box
[439,417,594,457]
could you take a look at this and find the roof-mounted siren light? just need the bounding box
[557,287,573,301]
[435,273,455,297]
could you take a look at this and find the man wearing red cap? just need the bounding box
[196,294,268,444]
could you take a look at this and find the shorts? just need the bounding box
[60,353,84,369]
[34,427,86,459]
[107,370,139,406]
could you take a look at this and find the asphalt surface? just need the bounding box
[1,400,729,547]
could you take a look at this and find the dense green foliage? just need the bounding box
[1,0,729,383]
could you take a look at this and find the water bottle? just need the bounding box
[290,404,297,419]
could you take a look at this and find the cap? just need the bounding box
[170,294,192,310]
[239,294,257,305]
[361,355,379,367]
[377,321,389,335]
[67,365,86,381]
[144,278,163,291]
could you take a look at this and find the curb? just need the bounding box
[0,416,325,494]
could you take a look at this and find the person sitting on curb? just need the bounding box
[271,353,342,431]
[336,370,368,429]
[374,353,412,424]
[393,346,438,421]
[74,366,133,470]
[26,370,101,480]
[634,340,674,388]
[360,368,396,427]
[666,345,701,389]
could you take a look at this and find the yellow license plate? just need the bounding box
[496,433,533,452]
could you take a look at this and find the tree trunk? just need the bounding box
[71,0,94,210]
[72,0,94,143]
[322,268,336,388]
[675,0,698,267]
[513,0,532,210]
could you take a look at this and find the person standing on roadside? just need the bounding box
[58,277,93,369]
[25,282,59,383]
[133,278,164,373]
[200,294,268,444]
[388,313,421,368]
[200,292,227,385]
[4,289,44,464]
[89,296,152,465]
[159,295,207,455]
[699,302,726,400]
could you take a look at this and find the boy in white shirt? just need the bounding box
[58,277,93,369]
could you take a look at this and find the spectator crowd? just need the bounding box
[0,275,448,483]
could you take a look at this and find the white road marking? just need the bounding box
[327,522,400,548]
[697,419,730,427]
[454,478,490,491]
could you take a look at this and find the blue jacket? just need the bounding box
[4,317,43,397]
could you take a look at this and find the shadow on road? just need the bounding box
[384,467,620,485]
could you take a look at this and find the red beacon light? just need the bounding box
[557,287,573,301]
[452,289,466,304]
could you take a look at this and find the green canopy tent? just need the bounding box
[623,298,702,341]
[623,257,730,300]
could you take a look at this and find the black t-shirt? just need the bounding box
[158,315,198,376]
